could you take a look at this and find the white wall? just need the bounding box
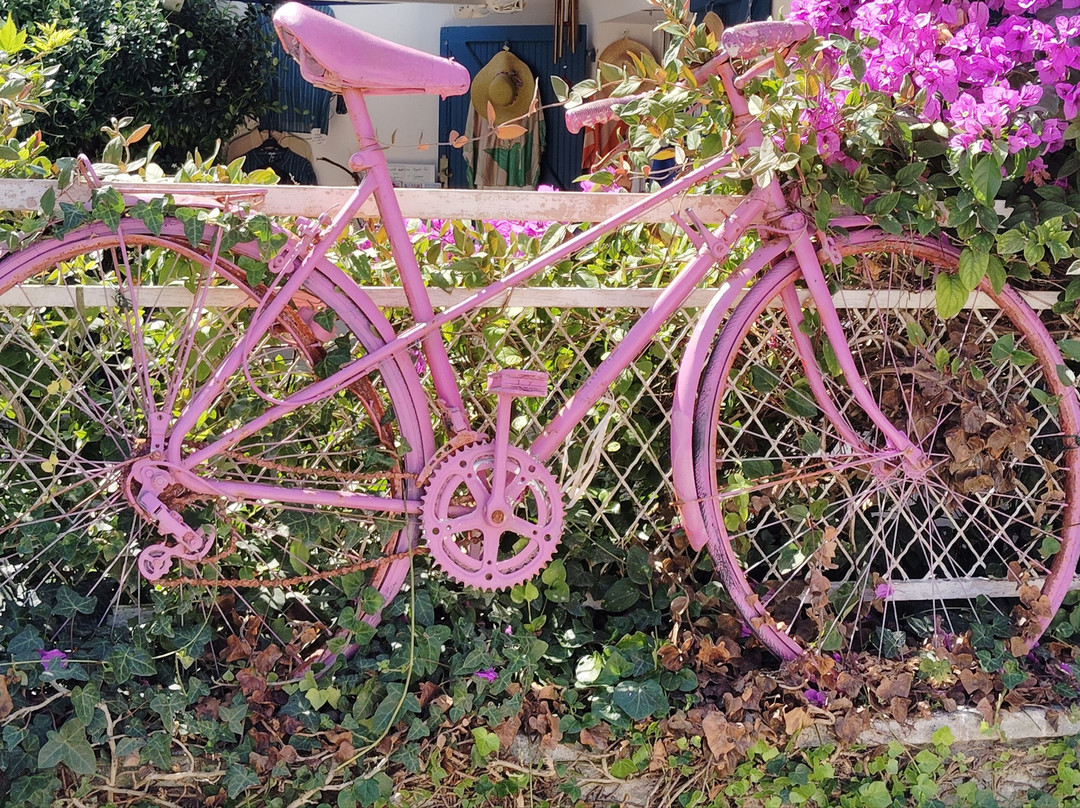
[282,0,786,185]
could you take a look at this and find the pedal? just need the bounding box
[486,369,548,398]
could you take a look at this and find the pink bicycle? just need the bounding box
[0,3,1076,660]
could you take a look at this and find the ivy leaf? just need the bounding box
[70,684,99,726]
[91,187,125,232]
[935,273,967,320]
[51,586,96,619]
[131,198,165,236]
[141,732,172,771]
[603,578,641,611]
[372,682,419,733]
[106,645,156,684]
[224,765,259,798]
[219,702,248,736]
[858,780,893,808]
[612,678,668,721]
[174,207,206,248]
[59,202,87,233]
[38,718,96,776]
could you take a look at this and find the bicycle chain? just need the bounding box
[151,446,419,588]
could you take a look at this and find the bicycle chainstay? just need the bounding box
[150,448,420,589]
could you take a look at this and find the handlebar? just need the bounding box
[564,19,813,134]
[565,93,646,134]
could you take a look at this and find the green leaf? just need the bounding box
[91,187,125,231]
[895,161,927,186]
[142,732,172,771]
[131,198,165,236]
[970,155,1002,204]
[224,765,259,798]
[612,678,668,721]
[958,248,988,292]
[38,719,96,776]
[610,758,639,778]
[52,586,97,618]
[218,701,247,736]
[471,727,500,761]
[59,202,87,233]
[174,207,206,248]
[603,578,641,611]
[70,684,99,726]
[1059,339,1080,363]
[106,645,156,684]
[372,682,419,733]
[986,255,1006,295]
[625,546,651,585]
[858,780,892,808]
[935,273,967,319]
[551,75,570,102]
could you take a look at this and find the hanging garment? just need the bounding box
[462,50,544,189]
[241,135,318,185]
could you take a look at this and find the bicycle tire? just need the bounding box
[0,219,433,652]
[688,230,1080,659]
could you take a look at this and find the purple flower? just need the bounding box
[475,668,497,682]
[39,650,67,671]
[504,625,513,635]
[875,582,894,600]
[804,688,828,707]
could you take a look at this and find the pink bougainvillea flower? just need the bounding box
[475,668,497,682]
[39,649,68,671]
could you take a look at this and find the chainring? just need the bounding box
[420,441,563,591]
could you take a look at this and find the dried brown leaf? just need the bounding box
[888,697,909,723]
[874,672,913,702]
[783,707,815,736]
[495,123,528,139]
[703,711,744,757]
[0,676,11,720]
[252,644,283,675]
[579,723,610,750]
[493,715,522,751]
[959,669,992,694]
[649,739,667,772]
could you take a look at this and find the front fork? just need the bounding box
[787,225,930,474]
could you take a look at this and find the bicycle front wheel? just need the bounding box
[691,230,1080,659]
[0,220,433,649]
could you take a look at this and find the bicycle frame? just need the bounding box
[166,47,923,519]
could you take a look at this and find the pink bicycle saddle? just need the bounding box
[273,3,470,98]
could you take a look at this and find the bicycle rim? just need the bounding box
[692,231,1080,658]
[0,221,432,656]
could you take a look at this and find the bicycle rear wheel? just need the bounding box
[690,231,1080,658]
[0,220,432,652]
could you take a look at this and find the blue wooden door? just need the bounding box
[440,25,588,190]
[690,0,771,24]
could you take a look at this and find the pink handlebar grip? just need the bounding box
[720,20,813,61]
[565,93,647,134]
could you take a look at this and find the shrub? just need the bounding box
[6,0,274,167]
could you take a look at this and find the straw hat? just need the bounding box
[471,50,535,126]
[597,38,653,73]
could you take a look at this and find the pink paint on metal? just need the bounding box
[273,2,470,98]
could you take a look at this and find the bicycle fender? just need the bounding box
[670,240,791,552]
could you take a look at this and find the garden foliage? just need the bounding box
[4,0,274,167]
